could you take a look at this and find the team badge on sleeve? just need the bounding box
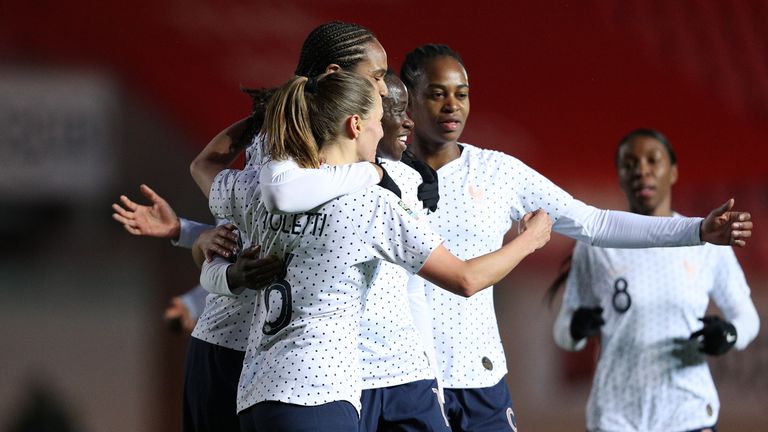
[397,200,419,220]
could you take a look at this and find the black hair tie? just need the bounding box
[305,76,318,94]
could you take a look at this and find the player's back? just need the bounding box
[237,185,441,412]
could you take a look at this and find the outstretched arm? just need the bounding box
[418,209,552,296]
[112,184,182,239]
[555,199,752,249]
[111,184,225,249]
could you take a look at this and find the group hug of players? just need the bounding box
[112,21,759,432]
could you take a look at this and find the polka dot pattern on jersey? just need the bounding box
[236,185,442,414]
[424,143,573,388]
[359,160,435,388]
[560,233,754,431]
[192,167,264,351]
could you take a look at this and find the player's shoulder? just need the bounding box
[461,142,524,167]
[216,166,260,185]
[381,159,418,177]
[337,184,400,205]
[335,185,418,218]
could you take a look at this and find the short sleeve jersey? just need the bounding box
[563,230,754,431]
[358,159,436,388]
[236,184,442,414]
[426,143,574,388]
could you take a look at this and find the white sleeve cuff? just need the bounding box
[199,257,244,297]
[172,218,214,249]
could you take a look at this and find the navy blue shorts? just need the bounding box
[183,337,245,432]
[360,379,450,432]
[443,379,517,432]
[239,400,359,432]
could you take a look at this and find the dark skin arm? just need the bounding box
[225,246,283,290]
[190,117,252,198]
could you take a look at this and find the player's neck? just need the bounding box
[320,139,358,165]
[410,136,461,171]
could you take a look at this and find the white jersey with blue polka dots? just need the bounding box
[189,134,264,352]
[232,180,442,414]
[425,143,709,389]
[195,146,380,351]
[358,159,437,389]
[554,218,759,431]
[193,168,263,352]
[425,143,575,388]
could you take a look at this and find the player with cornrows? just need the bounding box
[206,69,552,432]
[399,44,753,431]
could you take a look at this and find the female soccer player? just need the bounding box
[552,129,759,432]
[399,44,753,431]
[207,70,552,432]
[201,70,449,431]
[119,21,394,432]
[358,71,449,431]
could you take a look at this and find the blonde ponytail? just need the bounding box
[263,71,376,168]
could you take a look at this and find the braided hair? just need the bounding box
[400,44,465,92]
[241,21,377,149]
[295,21,378,78]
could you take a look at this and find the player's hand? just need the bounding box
[700,199,752,247]
[690,315,737,356]
[570,306,605,340]
[195,224,239,261]
[226,246,284,290]
[518,209,552,251]
[112,184,181,239]
[164,296,196,334]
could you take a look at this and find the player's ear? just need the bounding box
[345,114,362,139]
[325,64,341,74]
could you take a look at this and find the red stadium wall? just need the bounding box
[3,1,766,180]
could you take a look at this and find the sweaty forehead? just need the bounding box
[423,56,468,86]
[384,77,407,105]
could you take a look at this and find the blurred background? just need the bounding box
[1,1,766,430]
